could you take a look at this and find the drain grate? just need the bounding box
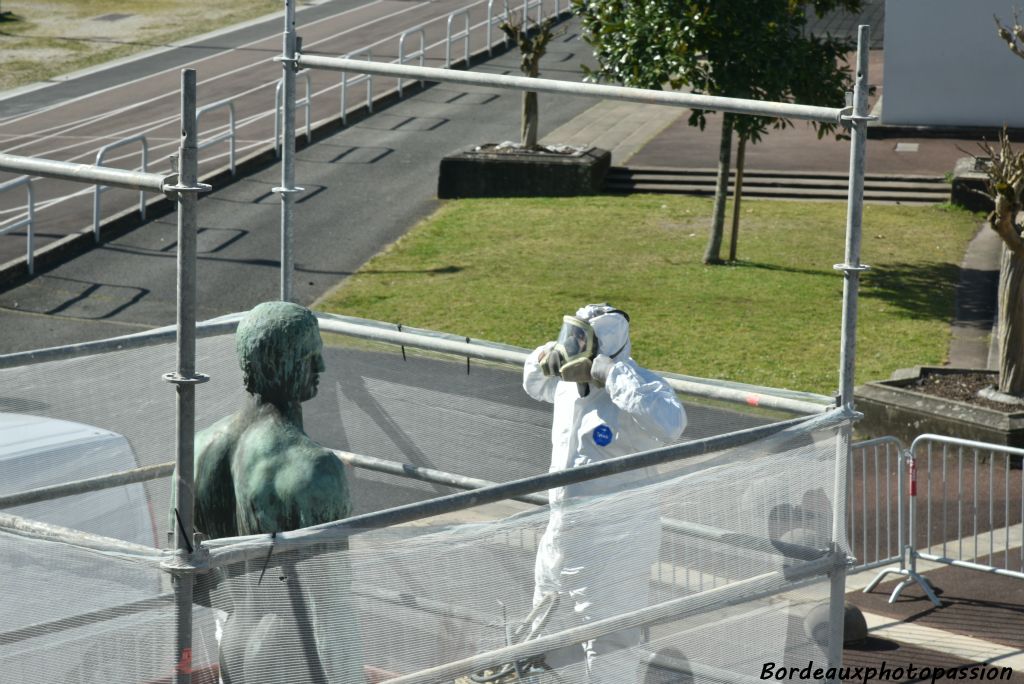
[93,13,133,22]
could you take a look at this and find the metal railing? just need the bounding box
[93,135,148,242]
[340,49,374,124]
[274,69,312,156]
[0,176,34,274]
[486,0,513,55]
[445,9,471,67]
[865,434,1024,606]
[196,100,237,175]
[848,436,905,572]
[398,28,426,97]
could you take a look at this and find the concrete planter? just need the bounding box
[855,366,1024,450]
[437,145,611,199]
[950,156,991,213]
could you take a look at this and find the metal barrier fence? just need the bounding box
[445,9,471,67]
[196,100,237,176]
[93,134,148,241]
[0,176,34,274]
[398,28,426,97]
[340,49,374,124]
[865,434,1024,606]
[847,436,905,573]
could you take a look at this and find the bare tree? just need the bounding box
[499,9,562,150]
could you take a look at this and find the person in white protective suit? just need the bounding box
[522,304,687,683]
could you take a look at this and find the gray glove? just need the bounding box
[590,354,614,388]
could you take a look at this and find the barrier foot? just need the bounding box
[884,571,940,607]
[862,566,904,594]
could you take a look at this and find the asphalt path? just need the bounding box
[0,4,600,353]
[0,0,572,287]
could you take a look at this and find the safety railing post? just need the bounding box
[196,100,237,175]
[445,10,470,67]
[93,134,149,242]
[340,50,374,124]
[0,176,34,274]
[398,30,425,97]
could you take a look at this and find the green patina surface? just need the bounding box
[191,301,351,539]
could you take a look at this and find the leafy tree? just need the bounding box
[499,9,564,149]
[573,0,860,264]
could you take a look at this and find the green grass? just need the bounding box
[316,195,981,396]
[0,1,281,90]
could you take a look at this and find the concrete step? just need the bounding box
[606,166,950,203]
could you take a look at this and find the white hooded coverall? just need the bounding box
[522,305,687,683]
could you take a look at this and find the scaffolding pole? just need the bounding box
[829,25,872,680]
[162,68,209,684]
[277,0,300,302]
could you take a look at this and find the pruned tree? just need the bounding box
[572,0,860,264]
[977,129,1024,399]
[499,9,563,150]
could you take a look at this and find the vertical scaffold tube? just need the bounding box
[172,67,200,684]
[829,25,871,680]
[280,0,297,302]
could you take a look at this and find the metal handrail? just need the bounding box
[0,176,34,274]
[196,100,236,175]
[445,9,471,67]
[274,70,312,156]
[340,49,374,124]
[486,0,512,55]
[93,134,148,242]
[398,28,426,97]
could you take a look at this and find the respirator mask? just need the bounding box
[542,316,597,383]
[541,307,630,384]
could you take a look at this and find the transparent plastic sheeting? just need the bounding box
[0,316,781,548]
[0,413,848,684]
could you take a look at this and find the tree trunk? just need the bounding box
[997,243,1024,395]
[704,114,733,265]
[728,135,747,263]
[522,90,538,150]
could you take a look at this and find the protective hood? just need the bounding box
[576,304,631,361]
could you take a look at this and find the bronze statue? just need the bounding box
[188,301,361,684]
[193,300,351,537]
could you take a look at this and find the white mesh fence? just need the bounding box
[0,314,849,683]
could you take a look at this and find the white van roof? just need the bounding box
[0,412,123,461]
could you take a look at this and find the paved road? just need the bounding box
[0,0,568,278]
[0,5,602,354]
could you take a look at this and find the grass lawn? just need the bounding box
[0,0,280,91]
[316,195,981,396]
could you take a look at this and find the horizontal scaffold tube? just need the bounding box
[202,408,853,567]
[294,55,845,124]
[0,312,832,413]
[0,462,175,509]
[0,444,826,562]
[0,152,171,193]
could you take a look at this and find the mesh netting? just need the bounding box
[192,415,847,684]
[0,314,847,683]
[0,314,785,547]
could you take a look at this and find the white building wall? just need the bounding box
[883,0,1024,127]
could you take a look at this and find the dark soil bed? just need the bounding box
[907,370,1023,412]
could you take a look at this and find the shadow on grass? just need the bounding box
[861,262,961,321]
[731,260,962,322]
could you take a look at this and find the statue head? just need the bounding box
[236,302,325,405]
